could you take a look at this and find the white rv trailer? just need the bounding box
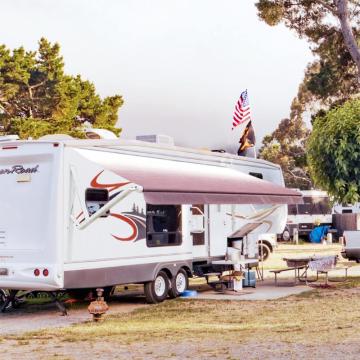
[0,138,301,303]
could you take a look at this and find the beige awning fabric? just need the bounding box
[77,149,303,205]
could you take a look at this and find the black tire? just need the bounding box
[144,271,169,304]
[356,259,360,264]
[258,243,271,262]
[169,269,189,298]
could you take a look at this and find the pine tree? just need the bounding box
[0,38,123,139]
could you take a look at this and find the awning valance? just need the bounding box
[77,149,302,205]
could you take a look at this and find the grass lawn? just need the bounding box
[5,278,360,345]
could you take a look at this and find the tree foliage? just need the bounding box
[257,1,360,193]
[0,38,123,139]
[256,0,360,113]
[307,98,360,204]
[258,118,312,189]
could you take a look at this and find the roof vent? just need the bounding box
[136,134,174,146]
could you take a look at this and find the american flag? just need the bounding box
[232,90,251,129]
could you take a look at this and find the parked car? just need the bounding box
[342,231,360,263]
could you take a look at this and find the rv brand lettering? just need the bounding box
[0,165,39,176]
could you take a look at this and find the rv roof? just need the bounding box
[0,138,280,170]
[301,190,328,197]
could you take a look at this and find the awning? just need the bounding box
[77,149,303,205]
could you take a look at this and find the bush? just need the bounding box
[307,98,360,204]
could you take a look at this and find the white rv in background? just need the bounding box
[0,137,301,304]
[280,190,333,241]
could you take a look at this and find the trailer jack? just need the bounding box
[0,290,67,316]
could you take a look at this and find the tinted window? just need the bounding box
[297,196,331,215]
[146,205,182,247]
[288,204,298,215]
[249,172,263,179]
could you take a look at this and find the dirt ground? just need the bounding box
[0,294,147,335]
[2,338,360,360]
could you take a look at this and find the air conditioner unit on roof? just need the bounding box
[136,134,174,146]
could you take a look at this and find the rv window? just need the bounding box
[297,196,331,215]
[288,204,298,215]
[298,196,331,215]
[297,203,311,215]
[146,205,182,247]
[191,204,205,246]
[85,188,109,216]
[249,172,263,179]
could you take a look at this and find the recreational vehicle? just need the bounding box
[0,137,301,305]
[280,190,332,241]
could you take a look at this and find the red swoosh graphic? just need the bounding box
[91,170,130,192]
[110,213,138,241]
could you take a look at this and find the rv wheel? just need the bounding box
[144,271,169,304]
[282,228,291,242]
[258,243,271,262]
[169,269,189,298]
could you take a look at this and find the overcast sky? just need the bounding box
[1,0,313,152]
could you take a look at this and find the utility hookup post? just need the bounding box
[293,228,299,245]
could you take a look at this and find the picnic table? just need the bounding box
[271,255,348,286]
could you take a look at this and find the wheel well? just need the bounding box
[182,266,193,278]
[259,240,273,252]
[159,268,173,280]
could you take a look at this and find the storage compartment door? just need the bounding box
[208,205,230,257]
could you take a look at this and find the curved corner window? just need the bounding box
[85,188,109,217]
[249,172,263,179]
